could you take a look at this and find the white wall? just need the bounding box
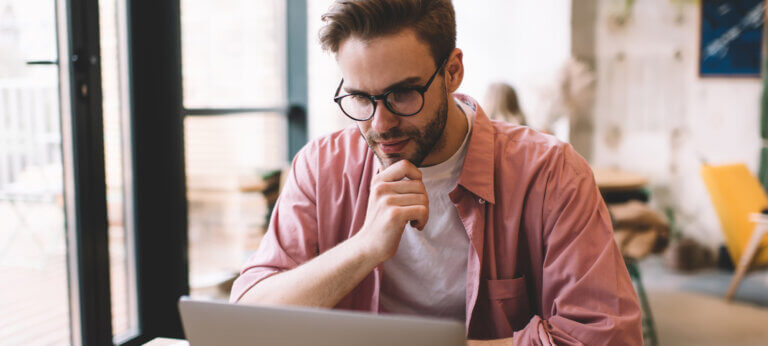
[592,0,763,247]
[306,0,573,139]
[453,0,571,130]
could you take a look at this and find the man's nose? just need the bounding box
[370,100,399,134]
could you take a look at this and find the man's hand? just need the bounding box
[355,159,429,263]
[238,160,427,308]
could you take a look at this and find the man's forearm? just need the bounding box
[236,234,380,308]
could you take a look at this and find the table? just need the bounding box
[591,167,649,204]
[143,338,188,346]
[592,167,649,192]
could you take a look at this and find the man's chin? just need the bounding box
[376,154,403,169]
[370,139,427,168]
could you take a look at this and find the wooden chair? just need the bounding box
[700,163,768,301]
[725,213,768,300]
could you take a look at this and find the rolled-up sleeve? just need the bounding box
[514,144,643,345]
[229,144,319,303]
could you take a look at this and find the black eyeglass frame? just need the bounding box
[333,57,448,121]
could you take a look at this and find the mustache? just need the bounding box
[366,127,420,142]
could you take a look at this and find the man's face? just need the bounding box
[337,29,448,168]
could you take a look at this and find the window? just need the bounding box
[0,0,71,343]
[98,0,138,341]
[180,0,306,300]
[182,0,286,109]
[1,0,306,343]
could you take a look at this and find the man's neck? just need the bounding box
[421,95,468,167]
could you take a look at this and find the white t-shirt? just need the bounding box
[380,104,473,322]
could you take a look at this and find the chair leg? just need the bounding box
[725,225,767,301]
[626,258,658,346]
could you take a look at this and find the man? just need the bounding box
[230,0,642,344]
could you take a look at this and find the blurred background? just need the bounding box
[1,0,768,345]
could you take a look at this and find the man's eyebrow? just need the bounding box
[343,76,423,94]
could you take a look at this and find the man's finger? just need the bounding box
[377,159,422,182]
[399,205,429,231]
[385,193,428,207]
[381,180,427,195]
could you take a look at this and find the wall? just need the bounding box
[306,0,573,139]
[452,0,572,131]
[592,0,763,247]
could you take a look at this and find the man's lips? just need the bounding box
[378,138,410,154]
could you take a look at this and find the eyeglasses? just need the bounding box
[333,58,447,121]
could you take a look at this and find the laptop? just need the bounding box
[178,296,466,346]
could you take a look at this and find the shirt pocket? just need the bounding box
[487,275,531,338]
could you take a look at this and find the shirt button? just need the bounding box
[478,198,485,204]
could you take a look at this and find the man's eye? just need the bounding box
[349,94,369,102]
[389,89,419,103]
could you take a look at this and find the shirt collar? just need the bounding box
[454,94,496,204]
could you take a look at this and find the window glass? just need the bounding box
[0,0,71,344]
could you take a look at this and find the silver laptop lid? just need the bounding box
[178,296,465,346]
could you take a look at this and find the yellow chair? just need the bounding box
[701,163,768,300]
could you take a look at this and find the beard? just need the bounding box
[362,89,449,168]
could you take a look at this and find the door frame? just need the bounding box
[58,0,114,344]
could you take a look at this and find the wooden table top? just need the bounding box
[591,167,649,192]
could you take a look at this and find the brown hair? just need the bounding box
[484,82,527,126]
[319,0,456,66]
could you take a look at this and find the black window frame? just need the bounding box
[120,0,189,343]
[62,0,113,344]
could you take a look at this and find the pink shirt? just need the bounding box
[230,95,642,345]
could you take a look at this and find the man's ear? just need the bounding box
[444,48,464,94]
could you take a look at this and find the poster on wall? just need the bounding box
[699,0,765,77]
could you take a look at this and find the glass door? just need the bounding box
[1,0,140,344]
[0,0,73,344]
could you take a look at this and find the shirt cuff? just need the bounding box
[228,267,281,303]
[512,315,556,346]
